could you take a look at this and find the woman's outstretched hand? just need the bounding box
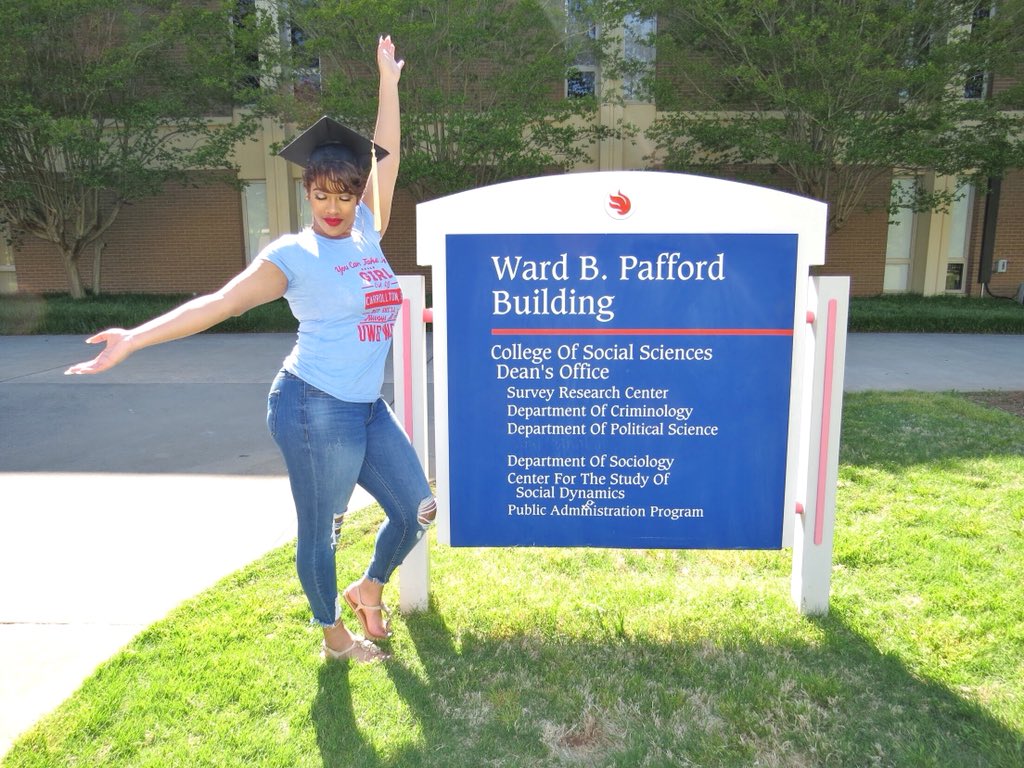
[377,34,404,84]
[64,330,135,375]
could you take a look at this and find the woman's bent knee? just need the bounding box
[416,496,437,527]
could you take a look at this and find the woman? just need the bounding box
[66,36,431,664]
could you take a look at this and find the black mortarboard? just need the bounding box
[278,116,389,169]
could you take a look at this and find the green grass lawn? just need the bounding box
[0,294,299,336]
[847,293,1024,333]
[4,391,1022,767]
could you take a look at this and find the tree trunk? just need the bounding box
[59,247,86,299]
[91,240,106,297]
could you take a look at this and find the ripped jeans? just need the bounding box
[267,370,434,627]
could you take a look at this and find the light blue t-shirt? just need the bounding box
[258,203,402,402]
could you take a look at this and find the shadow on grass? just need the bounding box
[307,603,1023,768]
[6,558,1019,768]
[312,664,384,768]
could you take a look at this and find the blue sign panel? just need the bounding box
[446,233,797,549]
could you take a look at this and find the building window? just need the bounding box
[290,22,321,93]
[622,13,655,101]
[295,180,311,230]
[885,177,919,293]
[945,263,965,291]
[0,233,17,294]
[964,5,992,99]
[964,70,988,100]
[232,0,261,90]
[565,0,598,98]
[566,67,597,98]
[944,183,974,294]
[242,181,270,262]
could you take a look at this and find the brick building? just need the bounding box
[3,9,1022,301]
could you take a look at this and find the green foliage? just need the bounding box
[276,0,613,201]
[848,293,1024,333]
[618,0,1024,232]
[4,394,1023,766]
[4,291,1022,335]
[0,0,275,297]
[0,294,298,336]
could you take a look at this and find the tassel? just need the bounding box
[371,144,382,232]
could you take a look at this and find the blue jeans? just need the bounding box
[267,370,433,627]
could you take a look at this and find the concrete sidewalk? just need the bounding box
[1,331,1022,757]
[0,334,372,757]
[842,332,1024,392]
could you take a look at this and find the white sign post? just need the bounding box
[791,275,849,614]
[393,171,847,615]
[393,275,431,613]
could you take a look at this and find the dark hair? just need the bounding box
[302,156,367,196]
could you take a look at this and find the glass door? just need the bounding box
[944,184,974,293]
[884,177,917,293]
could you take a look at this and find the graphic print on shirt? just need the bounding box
[358,254,402,342]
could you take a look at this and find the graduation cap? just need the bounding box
[278,116,389,169]
[279,116,389,231]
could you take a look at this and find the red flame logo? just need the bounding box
[608,191,631,217]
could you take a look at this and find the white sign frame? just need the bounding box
[404,171,843,614]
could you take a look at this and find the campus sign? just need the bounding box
[417,172,835,559]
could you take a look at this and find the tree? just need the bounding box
[274,0,613,202]
[0,0,273,298]
[610,0,1024,232]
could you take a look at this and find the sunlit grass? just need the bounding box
[4,392,1023,767]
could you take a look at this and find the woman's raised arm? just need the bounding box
[365,34,404,235]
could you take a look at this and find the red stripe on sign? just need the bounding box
[401,299,414,441]
[491,327,793,336]
[814,298,838,547]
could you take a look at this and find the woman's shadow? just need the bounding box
[312,594,1024,767]
[311,598,461,767]
[312,659,385,768]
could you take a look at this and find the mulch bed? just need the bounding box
[962,391,1024,419]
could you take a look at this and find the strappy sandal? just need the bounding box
[322,635,388,663]
[343,583,393,640]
